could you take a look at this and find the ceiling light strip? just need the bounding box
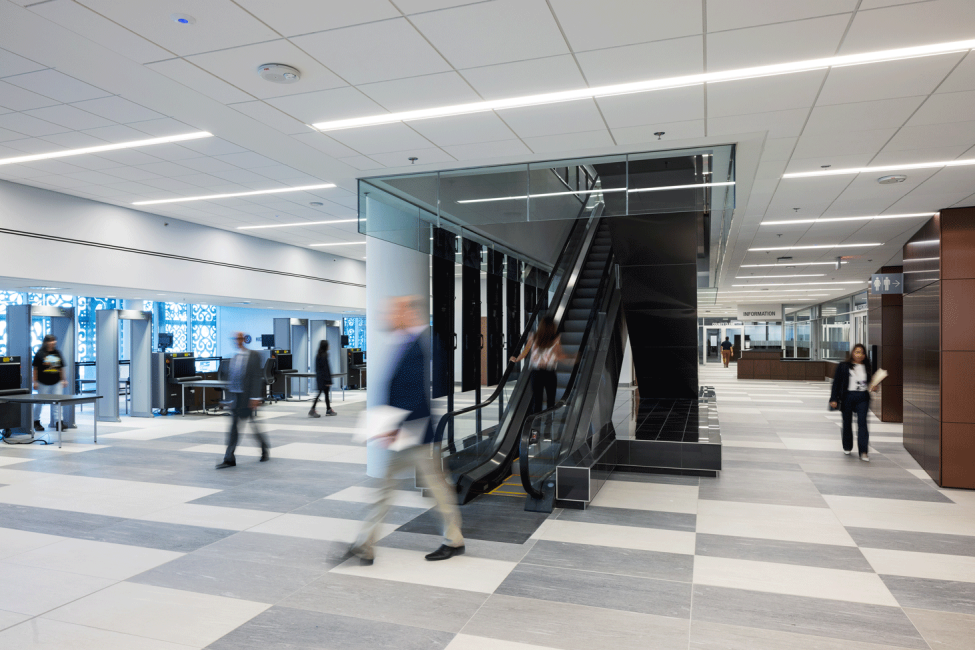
[761,212,935,225]
[312,39,975,132]
[0,132,213,167]
[456,181,734,204]
[309,241,366,247]
[732,281,867,286]
[740,262,846,267]
[238,219,356,230]
[133,183,336,206]
[748,243,883,251]
[734,274,826,278]
[784,159,975,179]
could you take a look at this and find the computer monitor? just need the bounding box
[273,352,292,372]
[261,334,274,348]
[171,356,197,379]
[352,351,365,366]
[0,358,21,391]
[158,332,174,350]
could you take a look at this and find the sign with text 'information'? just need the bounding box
[737,304,782,321]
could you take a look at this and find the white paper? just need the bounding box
[354,406,409,444]
[869,368,889,391]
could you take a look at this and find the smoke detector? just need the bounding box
[877,175,907,184]
[258,64,301,84]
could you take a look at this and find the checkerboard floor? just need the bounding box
[0,373,971,650]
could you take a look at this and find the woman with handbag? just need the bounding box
[309,340,336,417]
[829,343,878,461]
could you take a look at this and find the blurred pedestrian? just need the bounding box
[829,343,878,461]
[351,296,464,564]
[32,334,67,432]
[720,336,733,368]
[309,340,336,417]
[216,332,269,468]
[510,315,572,415]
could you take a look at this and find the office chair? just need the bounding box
[263,358,283,403]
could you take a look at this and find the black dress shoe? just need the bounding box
[215,461,236,469]
[33,420,44,432]
[260,453,270,462]
[425,544,465,561]
[349,544,373,565]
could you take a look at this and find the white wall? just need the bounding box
[0,179,366,309]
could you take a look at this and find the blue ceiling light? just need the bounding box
[171,13,196,25]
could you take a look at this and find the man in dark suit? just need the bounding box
[217,332,270,469]
[351,296,464,564]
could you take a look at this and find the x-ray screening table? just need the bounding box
[0,394,103,448]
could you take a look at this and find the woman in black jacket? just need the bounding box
[829,343,877,461]
[310,340,336,417]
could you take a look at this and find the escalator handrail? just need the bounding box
[438,200,601,452]
[520,223,617,499]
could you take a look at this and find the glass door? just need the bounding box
[705,328,721,365]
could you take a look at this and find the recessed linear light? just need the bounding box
[132,183,337,206]
[749,243,883,251]
[734,274,825,278]
[308,241,366,247]
[732,281,866,287]
[456,182,734,204]
[26,286,64,291]
[0,132,212,167]
[741,262,846,267]
[784,159,975,179]
[311,39,975,132]
[761,212,936,226]
[237,219,356,230]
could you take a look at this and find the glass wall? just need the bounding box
[783,290,868,362]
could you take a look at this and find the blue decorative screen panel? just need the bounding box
[343,317,366,350]
[0,291,26,356]
[191,304,217,359]
[77,297,119,362]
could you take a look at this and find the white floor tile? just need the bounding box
[0,457,33,468]
[721,440,787,449]
[0,563,114,616]
[0,617,195,649]
[589,481,698,514]
[325,485,434,509]
[248,513,397,543]
[824,495,975,536]
[330,547,516,593]
[181,444,259,456]
[532,519,696,555]
[697,500,856,547]
[43,582,269,647]
[693,555,898,607]
[446,635,554,650]
[138,503,281,531]
[5,538,182,581]
[272,442,366,463]
[0,527,65,556]
[861,548,975,583]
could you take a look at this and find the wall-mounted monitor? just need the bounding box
[158,332,174,349]
[260,334,274,348]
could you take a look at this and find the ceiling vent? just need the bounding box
[258,64,301,84]
[877,175,907,184]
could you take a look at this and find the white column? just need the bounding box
[365,235,430,477]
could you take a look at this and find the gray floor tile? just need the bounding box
[292,498,425,525]
[78,519,234,552]
[881,575,975,615]
[608,472,701,486]
[699,469,827,508]
[690,619,915,650]
[192,531,352,571]
[721,459,804,472]
[397,495,548,545]
[847,527,975,557]
[695,533,873,571]
[0,503,124,537]
[522,540,693,581]
[556,505,696,532]
[691,585,928,649]
[463,594,690,650]
[376,530,534,563]
[206,606,454,650]
[281,573,487,633]
[497,563,692,618]
[808,473,953,503]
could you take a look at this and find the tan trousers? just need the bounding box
[721,349,732,367]
[355,444,463,559]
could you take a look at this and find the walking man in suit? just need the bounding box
[216,332,270,469]
[351,296,464,564]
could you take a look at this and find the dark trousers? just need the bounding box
[531,369,557,413]
[842,391,870,455]
[224,392,269,463]
[311,387,331,411]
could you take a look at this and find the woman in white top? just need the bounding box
[510,316,572,415]
[829,343,878,461]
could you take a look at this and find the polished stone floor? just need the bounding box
[0,370,972,649]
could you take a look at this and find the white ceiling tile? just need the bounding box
[94,149,164,166]
[133,161,197,177]
[78,124,152,144]
[817,53,962,105]
[292,18,451,85]
[126,118,195,138]
[708,108,808,139]
[28,174,90,189]
[0,48,45,77]
[178,156,242,174]
[793,127,897,159]
[357,72,481,112]
[209,168,274,185]
[5,69,110,103]
[396,0,483,12]
[440,139,532,160]
[937,51,975,94]
[212,151,284,169]
[178,172,232,187]
[784,153,877,174]
[234,0,399,36]
[841,0,975,53]
[250,165,306,181]
[522,129,614,154]
[412,0,567,68]
[140,177,213,193]
[27,0,170,64]
[327,122,435,155]
[266,86,384,124]
[896,190,973,212]
[291,132,361,158]
[186,39,347,99]
[832,168,940,204]
[805,96,925,134]
[597,86,704,129]
[903,165,975,195]
[499,99,607,138]
[20,159,88,175]
[178,137,249,156]
[78,0,280,57]
[147,58,253,105]
[707,70,826,118]
[0,80,60,111]
[706,0,858,31]
[230,101,310,135]
[575,36,703,86]
[460,55,586,100]
[0,138,57,154]
[0,112,68,136]
[336,155,386,170]
[883,121,975,151]
[22,104,115,130]
[0,127,26,143]
[907,90,975,126]
[48,153,119,171]
[611,120,705,145]
[707,14,849,72]
[72,96,166,124]
[552,0,701,52]
[101,166,163,182]
[61,170,128,185]
[128,143,201,162]
[872,146,971,166]
[408,112,516,146]
[369,147,456,167]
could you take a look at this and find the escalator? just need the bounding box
[435,200,627,511]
